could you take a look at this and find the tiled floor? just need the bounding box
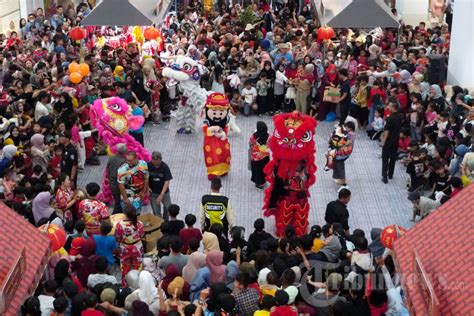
[78,114,413,236]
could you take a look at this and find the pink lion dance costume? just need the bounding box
[263,111,317,237]
[90,97,151,204]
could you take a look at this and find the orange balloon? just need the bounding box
[68,62,80,73]
[78,63,90,77]
[70,72,83,84]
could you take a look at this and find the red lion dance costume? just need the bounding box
[263,111,317,237]
[90,97,151,204]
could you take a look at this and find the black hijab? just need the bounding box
[253,121,269,145]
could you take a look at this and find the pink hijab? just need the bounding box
[183,252,207,284]
[206,250,226,284]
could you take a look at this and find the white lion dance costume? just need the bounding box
[162,55,240,134]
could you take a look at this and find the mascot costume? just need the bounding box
[90,97,151,204]
[203,93,231,180]
[263,111,317,237]
[162,55,240,135]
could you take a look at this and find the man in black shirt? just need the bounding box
[59,131,78,188]
[338,69,351,123]
[148,151,173,221]
[381,99,405,183]
[325,188,351,236]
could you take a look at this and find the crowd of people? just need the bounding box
[1,0,473,315]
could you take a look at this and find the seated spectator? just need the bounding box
[179,214,202,253]
[87,257,119,289]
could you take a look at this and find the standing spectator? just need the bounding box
[93,222,117,268]
[59,131,78,189]
[381,100,405,183]
[338,69,351,123]
[78,182,110,236]
[114,205,145,284]
[325,188,351,236]
[55,173,76,222]
[118,151,149,213]
[200,178,234,238]
[126,96,145,146]
[107,143,127,214]
[241,80,257,116]
[148,151,172,220]
[167,204,185,236]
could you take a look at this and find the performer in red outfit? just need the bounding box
[263,111,317,237]
[203,93,231,180]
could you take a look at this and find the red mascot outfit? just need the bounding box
[263,111,317,237]
[203,93,231,180]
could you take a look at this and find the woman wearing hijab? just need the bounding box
[249,121,270,190]
[113,65,126,82]
[32,191,63,227]
[125,270,161,315]
[368,228,386,258]
[202,231,220,253]
[30,133,49,172]
[160,264,191,301]
[183,252,207,284]
[420,82,431,101]
[54,259,84,292]
[317,63,339,121]
[207,250,227,285]
[72,237,99,288]
[429,84,445,111]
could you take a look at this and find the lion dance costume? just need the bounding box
[90,97,151,204]
[263,111,317,237]
[203,93,231,180]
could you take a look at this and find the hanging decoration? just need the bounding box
[144,27,160,40]
[39,224,66,251]
[380,224,407,249]
[317,26,335,41]
[69,26,87,41]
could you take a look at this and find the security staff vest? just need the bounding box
[202,194,229,233]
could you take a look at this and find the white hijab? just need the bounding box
[137,270,157,305]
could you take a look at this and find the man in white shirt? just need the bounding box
[38,280,57,316]
[87,257,119,288]
[34,91,51,121]
[241,80,257,116]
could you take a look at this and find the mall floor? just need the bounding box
[78,114,413,235]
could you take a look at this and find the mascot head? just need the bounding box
[162,55,202,82]
[269,111,317,162]
[205,93,230,128]
[90,97,144,135]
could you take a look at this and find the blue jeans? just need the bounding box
[368,106,377,126]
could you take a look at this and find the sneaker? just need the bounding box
[324,166,331,172]
[177,128,185,134]
[184,129,192,134]
[255,184,265,190]
[382,177,388,184]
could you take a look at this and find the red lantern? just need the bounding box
[317,26,335,41]
[69,27,86,41]
[39,224,67,251]
[380,224,407,249]
[144,27,160,40]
